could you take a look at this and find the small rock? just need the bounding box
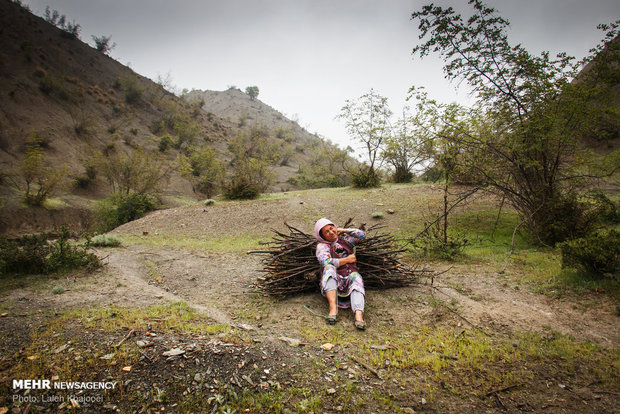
[122,366,132,372]
[421,397,426,405]
[194,373,202,382]
[327,388,336,395]
[320,343,334,351]
[162,348,185,357]
[387,209,395,214]
[100,353,115,360]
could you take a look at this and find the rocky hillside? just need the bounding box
[0,0,350,234]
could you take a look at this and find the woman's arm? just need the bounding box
[340,228,365,246]
[316,242,339,268]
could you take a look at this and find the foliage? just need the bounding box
[44,6,81,39]
[117,76,144,105]
[88,234,122,247]
[38,75,70,100]
[224,128,278,198]
[0,227,100,276]
[245,85,259,101]
[337,89,392,187]
[410,1,620,245]
[177,147,224,198]
[96,193,157,232]
[96,146,172,195]
[91,35,116,55]
[222,176,262,200]
[288,140,350,189]
[559,230,620,279]
[382,107,433,183]
[14,132,67,206]
[350,165,381,188]
[410,219,469,260]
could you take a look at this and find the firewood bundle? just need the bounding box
[248,221,425,297]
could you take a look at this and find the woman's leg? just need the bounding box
[324,277,338,316]
[350,290,365,322]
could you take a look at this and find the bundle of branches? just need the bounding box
[248,220,427,297]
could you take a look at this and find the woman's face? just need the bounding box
[321,224,338,242]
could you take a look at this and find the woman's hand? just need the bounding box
[337,228,348,234]
[340,254,356,265]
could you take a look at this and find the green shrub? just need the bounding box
[530,193,616,245]
[158,135,172,152]
[350,166,381,188]
[0,227,100,275]
[96,193,157,231]
[410,220,469,260]
[223,177,261,200]
[559,230,620,279]
[89,234,122,247]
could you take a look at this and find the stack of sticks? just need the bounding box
[248,220,427,297]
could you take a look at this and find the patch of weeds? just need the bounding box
[121,233,262,253]
[51,285,64,294]
[70,302,230,336]
[354,326,619,400]
[88,234,122,247]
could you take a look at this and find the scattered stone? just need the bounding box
[320,343,334,351]
[279,336,305,347]
[194,373,202,382]
[327,388,336,395]
[421,397,427,405]
[238,324,256,331]
[100,353,115,360]
[122,366,132,372]
[136,340,153,348]
[387,209,395,214]
[162,348,185,357]
[54,344,69,354]
[0,313,8,317]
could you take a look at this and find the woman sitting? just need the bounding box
[314,218,366,330]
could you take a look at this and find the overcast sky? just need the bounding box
[24,0,620,152]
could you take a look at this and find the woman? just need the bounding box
[314,218,366,330]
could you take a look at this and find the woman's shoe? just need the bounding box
[354,320,366,330]
[326,315,337,325]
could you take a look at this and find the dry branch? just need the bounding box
[249,221,429,297]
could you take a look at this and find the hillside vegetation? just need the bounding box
[0,0,351,235]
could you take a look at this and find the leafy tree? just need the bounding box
[13,132,67,206]
[337,89,392,187]
[224,128,277,198]
[245,86,259,101]
[289,140,351,189]
[411,1,620,244]
[177,147,224,198]
[382,106,433,182]
[97,146,172,195]
[91,35,116,55]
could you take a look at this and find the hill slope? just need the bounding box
[0,0,351,234]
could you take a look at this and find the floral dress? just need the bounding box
[315,228,365,308]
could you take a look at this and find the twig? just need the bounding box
[485,383,521,397]
[349,355,381,378]
[138,349,153,362]
[114,329,135,348]
[499,220,524,274]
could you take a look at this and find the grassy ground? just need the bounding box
[1,182,619,412]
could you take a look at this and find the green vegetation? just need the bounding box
[0,226,100,276]
[409,2,620,245]
[559,230,620,279]
[96,192,157,232]
[88,234,122,247]
[245,85,259,101]
[10,132,68,206]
